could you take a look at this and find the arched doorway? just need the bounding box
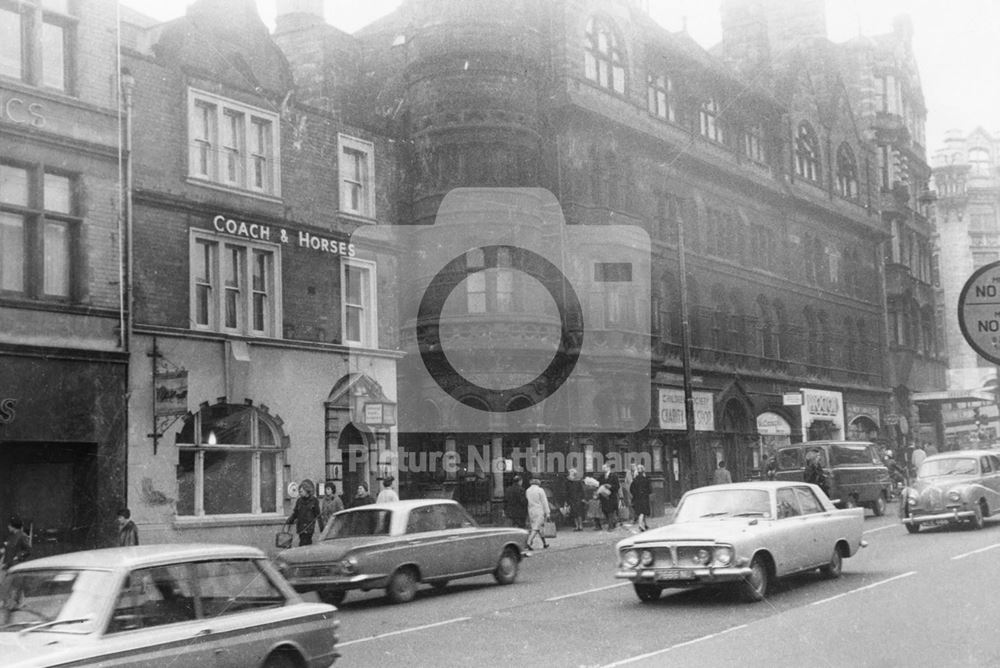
[337,423,371,506]
[848,416,879,441]
[719,397,754,482]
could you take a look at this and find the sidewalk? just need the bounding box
[525,509,676,555]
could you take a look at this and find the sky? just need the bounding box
[120,0,1000,155]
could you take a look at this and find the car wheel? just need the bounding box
[971,503,985,530]
[819,546,843,579]
[905,522,920,534]
[739,555,769,602]
[317,588,346,606]
[872,494,887,517]
[493,548,519,585]
[387,568,419,604]
[633,584,662,602]
[262,651,299,668]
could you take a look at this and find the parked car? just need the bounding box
[0,544,338,668]
[773,440,891,515]
[901,449,1000,533]
[615,482,866,603]
[274,499,528,605]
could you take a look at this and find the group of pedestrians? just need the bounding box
[284,477,398,547]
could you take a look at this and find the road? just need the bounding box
[329,506,1000,667]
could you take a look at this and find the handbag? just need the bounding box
[542,519,557,539]
[275,530,293,549]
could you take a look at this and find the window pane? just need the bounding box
[43,221,70,297]
[44,173,72,213]
[0,9,21,79]
[260,452,277,513]
[0,165,29,205]
[203,450,253,514]
[251,118,271,191]
[194,560,283,617]
[223,245,244,329]
[41,22,66,90]
[194,239,214,326]
[251,250,269,332]
[0,213,25,292]
[177,450,196,516]
[194,101,216,177]
[222,110,244,184]
[346,305,361,342]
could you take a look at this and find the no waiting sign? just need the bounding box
[958,260,1000,364]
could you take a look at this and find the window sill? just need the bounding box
[173,513,286,529]
[186,177,283,204]
[338,210,377,225]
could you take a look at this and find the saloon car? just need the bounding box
[615,482,866,603]
[274,499,528,605]
[901,449,1000,533]
[0,544,338,668]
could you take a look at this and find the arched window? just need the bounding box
[795,122,821,182]
[584,16,625,94]
[176,402,285,516]
[970,148,991,177]
[836,143,858,198]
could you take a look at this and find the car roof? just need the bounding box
[340,499,460,512]
[924,450,997,460]
[9,544,266,572]
[683,482,812,492]
[780,441,874,447]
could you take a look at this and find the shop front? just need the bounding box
[799,388,845,441]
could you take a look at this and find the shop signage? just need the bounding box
[0,92,46,128]
[782,392,803,406]
[847,403,881,425]
[362,402,396,426]
[0,398,16,424]
[756,412,791,436]
[657,388,714,431]
[212,215,356,257]
[800,388,844,439]
[958,260,1000,364]
[154,370,188,418]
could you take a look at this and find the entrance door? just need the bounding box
[339,424,369,506]
[0,442,98,557]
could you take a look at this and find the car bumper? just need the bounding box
[903,508,974,526]
[616,566,753,585]
[286,573,387,592]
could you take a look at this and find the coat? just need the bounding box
[504,483,528,522]
[630,473,652,516]
[118,520,139,547]
[598,471,620,515]
[288,494,321,535]
[525,484,551,530]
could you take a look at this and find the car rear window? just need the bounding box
[830,445,875,466]
[777,448,801,469]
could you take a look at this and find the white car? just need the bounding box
[615,482,866,602]
[0,544,338,667]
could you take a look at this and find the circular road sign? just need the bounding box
[958,260,1000,365]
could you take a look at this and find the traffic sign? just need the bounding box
[958,261,1000,365]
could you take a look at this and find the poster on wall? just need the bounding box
[657,388,715,431]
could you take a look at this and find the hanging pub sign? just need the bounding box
[958,260,1000,364]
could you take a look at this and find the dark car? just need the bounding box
[274,499,528,605]
[773,440,891,515]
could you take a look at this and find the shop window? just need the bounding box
[0,0,75,93]
[0,163,78,300]
[583,16,625,94]
[176,403,284,517]
[836,143,858,199]
[189,230,280,337]
[187,88,280,197]
[795,122,820,182]
[338,134,375,218]
[342,257,377,347]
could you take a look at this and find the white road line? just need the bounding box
[951,543,1000,560]
[600,624,749,667]
[545,582,629,602]
[863,524,899,534]
[810,571,917,606]
[337,616,471,647]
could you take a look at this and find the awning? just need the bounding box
[911,389,996,403]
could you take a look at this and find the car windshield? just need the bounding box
[673,489,772,522]
[323,509,392,539]
[918,457,979,478]
[0,569,112,634]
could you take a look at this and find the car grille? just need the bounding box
[291,564,339,579]
[633,545,719,568]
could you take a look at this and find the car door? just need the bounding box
[439,503,493,575]
[771,487,810,574]
[403,504,455,579]
[981,455,1000,513]
[793,486,834,567]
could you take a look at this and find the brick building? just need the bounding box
[0,0,127,553]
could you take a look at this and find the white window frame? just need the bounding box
[341,257,378,347]
[189,229,282,338]
[338,133,376,219]
[187,88,281,198]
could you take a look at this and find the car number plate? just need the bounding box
[658,569,695,581]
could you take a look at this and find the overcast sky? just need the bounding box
[122,0,1000,155]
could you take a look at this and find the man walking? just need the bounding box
[117,508,139,546]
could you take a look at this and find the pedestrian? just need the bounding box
[377,476,399,503]
[566,468,586,532]
[763,454,778,480]
[320,482,344,530]
[622,460,636,523]
[285,479,321,546]
[598,463,620,531]
[713,460,733,485]
[2,517,31,574]
[116,508,139,547]
[350,482,374,508]
[630,464,651,531]
[804,449,830,497]
[524,478,551,550]
[586,484,604,530]
[504,475,528,529]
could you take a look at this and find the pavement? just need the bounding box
[523,509,676,555]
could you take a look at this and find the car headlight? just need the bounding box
[622,549,639,568]
[714,547,733,566]
[692,548,711,566]
[948,490,961,502]
[340,556,359,574]
[640,550,655,567]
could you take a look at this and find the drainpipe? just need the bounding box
[121,68,135,353]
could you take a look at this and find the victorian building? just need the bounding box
[0,0,128,554]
